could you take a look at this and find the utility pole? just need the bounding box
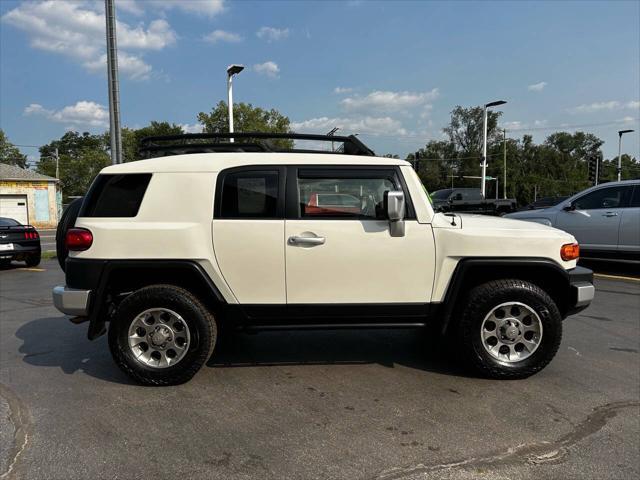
[105,0,122,164]
[503,129,507,199]
[481,100,507,198]
[54,147,59,179]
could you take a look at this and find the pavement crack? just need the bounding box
[0,384,32,480]
[372,400,640,480]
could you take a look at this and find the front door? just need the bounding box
[556,185,632,251]
[285,167,435,306]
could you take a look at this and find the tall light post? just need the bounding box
[226,64,244,143]
[481,100,506,198]
[617,129,634,182]
[105,0,122,164]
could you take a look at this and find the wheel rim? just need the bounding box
[127,308,191,369]
[480,302,543,363]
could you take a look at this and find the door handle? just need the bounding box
[602,212,619,217]
[288,236,326,246]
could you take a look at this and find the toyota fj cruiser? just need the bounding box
[52,133,594,385]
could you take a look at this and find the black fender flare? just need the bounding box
[436,257,576,336]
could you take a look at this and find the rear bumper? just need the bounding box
[52,285,91,316]
[567,266,594,315]
[0,242,40,259]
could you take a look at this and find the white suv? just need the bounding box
[52,133,594,385]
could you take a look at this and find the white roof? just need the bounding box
[101,153,410,174]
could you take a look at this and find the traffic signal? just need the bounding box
[588,156,599,185]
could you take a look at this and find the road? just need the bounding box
[0,261,638,480]
[36,229,56,252]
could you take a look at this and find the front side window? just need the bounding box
[298,172,397,219]
[573,186,632,210]
[219,170,279,218]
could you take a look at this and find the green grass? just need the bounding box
[42,251,57,260]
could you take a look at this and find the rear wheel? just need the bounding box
[457,279,562,379]
[56,197,83,271]
[108,284,217,385]
[25,252,41,267]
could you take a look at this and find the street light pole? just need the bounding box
[226,64,244,143]
[617,129,634,182]
[481,100,507,198]
[503,129,507,199]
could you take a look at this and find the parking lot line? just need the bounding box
[15,268,46,272]
[594,273,640,282]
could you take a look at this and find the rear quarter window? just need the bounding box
[80,174,152,217]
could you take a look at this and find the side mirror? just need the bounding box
[384,190,405,237]
[563,203,576,212]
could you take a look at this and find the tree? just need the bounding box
[37,131,110,199]
[120,121,185,162]
[197,101,293,148]
[0,130,28,168]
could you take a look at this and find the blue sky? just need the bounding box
[1,0,639,162]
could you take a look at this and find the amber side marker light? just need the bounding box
[561,243,580,261]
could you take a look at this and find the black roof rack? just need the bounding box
[139,132,375,158]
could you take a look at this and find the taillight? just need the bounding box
[66,228,93,251]
[561,243,580,261]
[24,231,39,239]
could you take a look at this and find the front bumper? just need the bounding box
[567,266,594,315]
[52,285,91,316]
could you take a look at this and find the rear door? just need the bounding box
[618,185,640,257]
[284,166,435,306]
[212,167,286,304]
[555,185,632,251]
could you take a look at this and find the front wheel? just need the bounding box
[457,279,562,379]
[108,284,217,385]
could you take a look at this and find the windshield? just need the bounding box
[431,189,453,200]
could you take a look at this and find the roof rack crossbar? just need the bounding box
[139,132,375,158]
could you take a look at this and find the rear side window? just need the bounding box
[81,174,152,217]
[218,170,279,218]
[630,186,640,208]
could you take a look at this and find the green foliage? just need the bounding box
[197,101,293,148]
[0,130,28,168]
[408,106,639,206]
[37,131,110,199]
[120,121,185,162]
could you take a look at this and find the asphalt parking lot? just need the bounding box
[1,261,639,480]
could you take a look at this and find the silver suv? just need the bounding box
[505,180,640,261]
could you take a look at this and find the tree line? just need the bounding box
[1,103,638,205]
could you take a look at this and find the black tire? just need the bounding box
[56,197,83,271]
[108,284,217,386]
[457,279,562,379]
[25,252,41,267]
[0,259,11,268]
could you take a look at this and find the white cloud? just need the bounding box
[117,0,225,17]
[180,123,203,134]
[527,81,547,92]
[253,61,280,78]
[568,100,640,114]
[24,101,109,128]
[291,116,407,136]
[503,121,523,130]
[620,116,636,123]
[204,29,242,44]
[334,87,353,94]
[1,0,177,80]
[341,89,440,112]
[256,26,289,42]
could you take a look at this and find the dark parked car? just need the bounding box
[0,217,41,267]
[430,188,517,215]
[519,196,569,211]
